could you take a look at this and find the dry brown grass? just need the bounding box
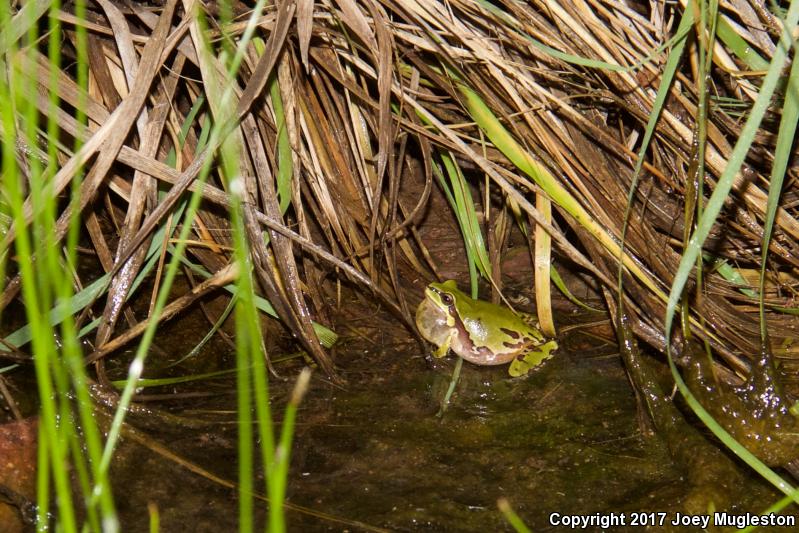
[2,0,797,388]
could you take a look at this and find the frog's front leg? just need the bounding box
[433,330,456,358]
[508,340,558,377]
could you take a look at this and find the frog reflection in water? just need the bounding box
[415,280,558,377]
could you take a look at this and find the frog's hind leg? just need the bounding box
[508,340,559,377]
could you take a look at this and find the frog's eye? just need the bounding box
[440,293,454,306]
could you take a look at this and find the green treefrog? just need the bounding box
[415,280,558,377]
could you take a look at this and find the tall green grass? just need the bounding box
[0,0,115,530]
[0,1,305,530]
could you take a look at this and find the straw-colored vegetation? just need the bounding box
[1,0,799,529]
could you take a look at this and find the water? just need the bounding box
[4,306,785,531]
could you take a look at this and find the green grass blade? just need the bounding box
[716,15,769,71]
[270,368,311,532]
[171,247,338,347]
[434,150,492,279]
[704,255,758,298]
[170,293,237,367]
[253,37,293,214]
[550,266,602,312]
[497,498,531,533]
[110,367,238,389]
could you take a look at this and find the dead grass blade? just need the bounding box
[5,0,799,423]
